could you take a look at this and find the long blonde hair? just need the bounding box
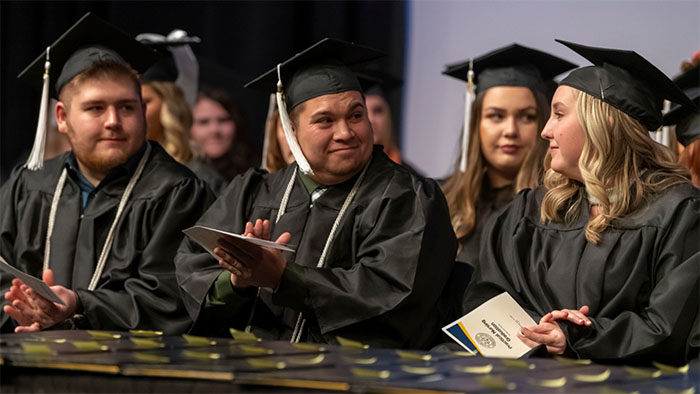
[541,90,690,243]
[146,81,194,163]
[442,88,550,240]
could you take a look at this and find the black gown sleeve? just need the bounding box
[75,178,214,334]
[175,169,264,330]
[0,166,23,330]
[462,190,541,319]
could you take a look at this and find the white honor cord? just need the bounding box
[289,161,371,343]
[43,169,68,272]
[244,162,371,342]
[43,142,152,291]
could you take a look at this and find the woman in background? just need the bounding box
[262,107,294,173]
[191,88,257,181]
[664,61,699,187]
[138,31,227,194]
[142,81,227,194]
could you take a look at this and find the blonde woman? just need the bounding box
[142,81,227,194]
[137,31,228,195]
[262,108,295,173]
[462,41,699,365]
[441,44,576,268]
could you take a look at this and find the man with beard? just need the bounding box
[0,13,213,334]
[175,38,456,349]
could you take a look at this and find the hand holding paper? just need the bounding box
[443,292,538,358]
[185,220,293,290]
[0,255,64,305]
[2,268,79,332]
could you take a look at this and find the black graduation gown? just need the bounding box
[463,184,700,365]
[186,158,228,196]
[0,143,214,334]
[176,147,457,349]
[437,182,515,339]
[455,182,515,267]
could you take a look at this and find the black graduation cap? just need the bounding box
[663,64,699,146]
[442,43,577,95]
[17,12,159,99]
[557,39,697,131]
[245,38,385,111]
[355,69,403,98]
[244,38,384,175]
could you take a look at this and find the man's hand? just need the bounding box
[214,219,292,290]
[2,269,78,332]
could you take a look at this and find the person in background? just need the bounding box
[462,40,699,366]
[191,88,257,181]
[138,31,227,194]
[261,104,295,173]
[664,59,699,187]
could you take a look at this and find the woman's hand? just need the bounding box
[541,305,591,326]
[518,306,591,355]
[519,320,567,355]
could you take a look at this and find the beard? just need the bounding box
[73,147,134,174]
[65,126,145,177]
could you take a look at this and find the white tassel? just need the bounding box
[660,100,671,147]
[276,64,314,175]
[167,30,199,110]
[261,93,277,170]
[460,60,476,173]
[26,46,51,171]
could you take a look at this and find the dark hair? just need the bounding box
[196,88,257,181]
[59,60,141,107]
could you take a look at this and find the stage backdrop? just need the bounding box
[402,0,700,178]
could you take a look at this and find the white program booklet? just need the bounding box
[442,292,536,358]
[183,225,295,261]
[0,256,65,305]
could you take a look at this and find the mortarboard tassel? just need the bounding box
[276,64,314,175]
[260,93,277,170]
[167,30,199,110]
[25,46,51,171]
[460,60,476,173]
[659,100,672,147]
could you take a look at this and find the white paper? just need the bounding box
[183,225,295,261]
[0,256,65,305]
[442,292,536,358]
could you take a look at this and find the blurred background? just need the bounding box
[1,0,698,181]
